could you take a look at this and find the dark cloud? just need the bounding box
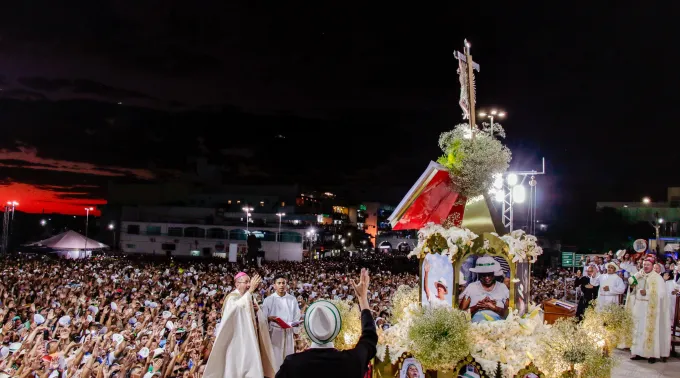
[18,77,154,100]
[1,89,47,101]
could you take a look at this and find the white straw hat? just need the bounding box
[304,300,342,346]
[469,256,500,274]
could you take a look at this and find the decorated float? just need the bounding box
[362,42,624,378]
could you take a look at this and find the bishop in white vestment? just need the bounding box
[628,259,671,363]
[591,262,626,311]
[205,272,277,378]
[262,275,302,369]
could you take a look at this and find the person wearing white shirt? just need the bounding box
[591,262,626,311]
[263,275,302,370]
[459,256,509,322]
[423,259,450,308]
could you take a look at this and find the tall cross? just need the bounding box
[453,39,480,138]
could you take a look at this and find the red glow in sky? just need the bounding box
[0,182,104,215]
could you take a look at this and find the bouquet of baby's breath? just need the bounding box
[391,285,419,324]
[581,303,633,351]
[536,318,615,378]
[299,299,361,351]
[330,300,361,350]
[437,123,511,198]
[408,306,470,371]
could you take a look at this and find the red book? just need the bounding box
[273,317,291,329]
[273,317,301,329]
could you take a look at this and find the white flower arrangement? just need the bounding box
[378,303,549,377]
[378,302,419,363]
[437,123,512,198]
[467,307,547,377]
[407,222,478,262]
[499,229,543,263]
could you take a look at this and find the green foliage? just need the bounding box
[437,123,511,198]
[408,307,470,371]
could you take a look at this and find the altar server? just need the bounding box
[262,275,302,370]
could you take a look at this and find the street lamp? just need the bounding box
[108,223,116,251]
[307,228,316,260]
[276,213,285,261]
[1,201,19,254]
[642,197,651,204]
[242,207,254,232]
[478,109,506,129]
[84,207,94,251]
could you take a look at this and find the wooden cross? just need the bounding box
[453,39,480,138]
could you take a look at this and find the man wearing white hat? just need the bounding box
[275,268,377,378]
[423,259,449,308]
[459,256,509,322]
[591,262,626,311]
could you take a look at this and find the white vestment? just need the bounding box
[262,293,301,369]
[666,278,680,325]
[629,271,671,359]
[204,290,277,378]
[591,273,626,311]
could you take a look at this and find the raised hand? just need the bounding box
[351,268,371,311]
[248,275,262,293]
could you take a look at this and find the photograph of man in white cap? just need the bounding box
[422,254,453,308]
[459,256,509,322]
[275,268,377,378]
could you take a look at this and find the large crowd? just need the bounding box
[0,254,416,378]
[1,249,675,377]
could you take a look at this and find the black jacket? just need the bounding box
[275,309,377,378]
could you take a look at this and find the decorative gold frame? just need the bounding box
[453,232,516,311]
[453,354,490,378]
[513,362,545,378]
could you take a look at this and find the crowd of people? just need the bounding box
[0,254,416,377]
[1,249,677,376]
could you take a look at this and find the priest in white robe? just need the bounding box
[205,272,277,378]
[591,262,626,311]
[262,275,302,369]
[628,259,671,364]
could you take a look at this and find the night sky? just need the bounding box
[1,2,679,240]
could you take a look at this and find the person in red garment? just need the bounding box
[275,268,377,378]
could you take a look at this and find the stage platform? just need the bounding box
[611,349,680,377]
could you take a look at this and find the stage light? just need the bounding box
[493,174,503,189]
[506,173,518,187]
[494,189,504,202]
[513,185,526,203]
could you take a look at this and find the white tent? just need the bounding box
[24,230,108,253]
